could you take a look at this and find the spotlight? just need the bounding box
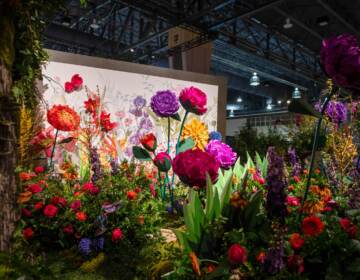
[283,18,293,29]
[316,15,329,27]
[237,97,242,103]
[277,100,282,104]
[249,72,260,87]
[286,100,291,104]
[130,48,135,53]
[292,87,301,99]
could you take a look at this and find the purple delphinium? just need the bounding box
[150,90,179,117]
[288,147,301,177]
[266,147,287,223]
[320,34,360,93]
[139,115,153,130]
[315,100,347,124]
[90,147,102,183]
[79,238,92,256]
[205,140,237,169]
[209,131,222,141]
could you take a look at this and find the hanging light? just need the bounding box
[292,87,301,99]
[286,100,291,104]
[237,97,242,103]
[229,109,234,117]
[277,100,282,104]
[283,18,293,29]
[90,19,100,30]
[266,104,272,110]
[250,72,260,86]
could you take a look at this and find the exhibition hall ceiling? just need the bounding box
[43,0,360,115]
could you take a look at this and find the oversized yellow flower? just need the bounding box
[182,118,209,150]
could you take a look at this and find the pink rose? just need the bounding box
[179,86,207,115]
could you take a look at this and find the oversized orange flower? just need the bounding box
[47,105,80,131]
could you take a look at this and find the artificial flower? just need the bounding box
[84,95,100,117]
[150,90,179,117]
[51,196,67,207]
[70,200,81,211]
[76,211,87,221]
[34,166,45,174]
[43,204,58,218]
[127,190,137,200]
[301,216,324,237]
[100,111,117,132]
[17,191,32,204]
[27,183,42,194]
[209,131,222,141]
[287,255,304,274]
[182,118,209,151]
[179,86,207,115]
[189,252,201,276]
[153,152,172,172]
[140,133,157,151]
[111,228,124,242]
[287,196,300,207]
[19,172,36,181]
[173,149,219,188]
[289,233,304,250]
[65,82,74,93]
[23,227,34,240]
[71,74,83,90]
[47,105,80,131]
[205,140,237,169]
[228,243,247,265]
[63,224,74,235]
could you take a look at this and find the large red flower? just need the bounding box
[173,149,219,188]
[179,87,207,115]
[100,111,116,132]
[47,105,80,131]
[301,216,324,237]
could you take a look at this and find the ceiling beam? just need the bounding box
[317,0,360,38]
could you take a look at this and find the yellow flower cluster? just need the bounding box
[182,118,209,150]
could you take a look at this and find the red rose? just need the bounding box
[289,233,304,250]
[100,111,117,132]
[63,224,74,235]
[34,166,45,173]
[34,202,44,210]
[287,255,304,274]
[89,186,100,195]
[27,183,42,194]
[47,105,80,131]
[140,133,157,151]
[111,228,124,242]
[21,208,32,218]
[76,211,87,221]
[179,86,207,115]
[340,218,357,238]
[301,216,324,237]
[70,200,81,211]
[51,196,67,207]
[134,187,142,193]
[227,243,247,265]
[71,74,83,90]
[65,82,74,93]
[43,204,58,218]
[23,227,34,240]
[173,149,219,188]
[19,172,36,181]
[153,152,172,172]
[287,196,300,207]
[127,190,137,200]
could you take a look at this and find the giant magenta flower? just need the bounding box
[205,140,237,169]
[173,149,219,188]
[47,105,80,131]
[179,87,207,115]
[150,90,179,117]
[320,34,360,94]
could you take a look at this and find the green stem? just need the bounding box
[167,117,171,155]
[49,129,59,169]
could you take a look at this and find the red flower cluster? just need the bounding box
[301,216,324,237]
[127,190,137,200]
[339,218,357,238]
[19,172,36,181]
[84,95,100,117]
[100,111,117,132]
[82,182,100,195]
[64,74,83,93]
[47,105,80,131]
[227,243,247,265]
[34,166,45,174]
[27,183,42,194]
[51,196,67,207]
[173,149,219,188]
[140,133,157,151]
[76,211,87,221]
[289,233,304,250]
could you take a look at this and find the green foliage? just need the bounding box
[132,146,152,161]
[178,137,195,153]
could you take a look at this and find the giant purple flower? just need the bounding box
[320,34,360,94]
[205,140,237,169]
[266,147,287,223]
[150,90,179,117]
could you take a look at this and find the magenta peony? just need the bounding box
[228,243,247,265]
[153,152,172,172]
[179,87,207,115]
[205,140,237,169]
[173,149,219,188]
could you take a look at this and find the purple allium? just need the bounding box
[79,238,92,256]
[320,34,360,94]
[288,147,301,177]
[150,90,179,117]
[133,96,146,108]
[205,140,237,169]
[266,147,287,223]
[263,246,285,274]
[209,131,222,141]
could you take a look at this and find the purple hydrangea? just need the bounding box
[288,147,301,177]
[209,131,222,141]
[150,90,179,117]
[266,147,287,223]
[205,140,237,169]
[320,34,360,94]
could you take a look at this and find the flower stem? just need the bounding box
[49,129,59,169]
[167,117,171,154]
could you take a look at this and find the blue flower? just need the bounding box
[79,238,92,256]
[209,131,222,141]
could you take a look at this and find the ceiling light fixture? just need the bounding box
[277,100,282,104]
[286,100,291,104]
[130,48,135,53]
[292,87,301,99]
[229,109,234,117]
[249,72,260,86]
[283,18,293,29]
[237,97,242,103]
[266,104,272,110]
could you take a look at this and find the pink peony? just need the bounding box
[205,140,237,169]
[153,152,172,172]
[179,87,207,115]
[173,149,219,188]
